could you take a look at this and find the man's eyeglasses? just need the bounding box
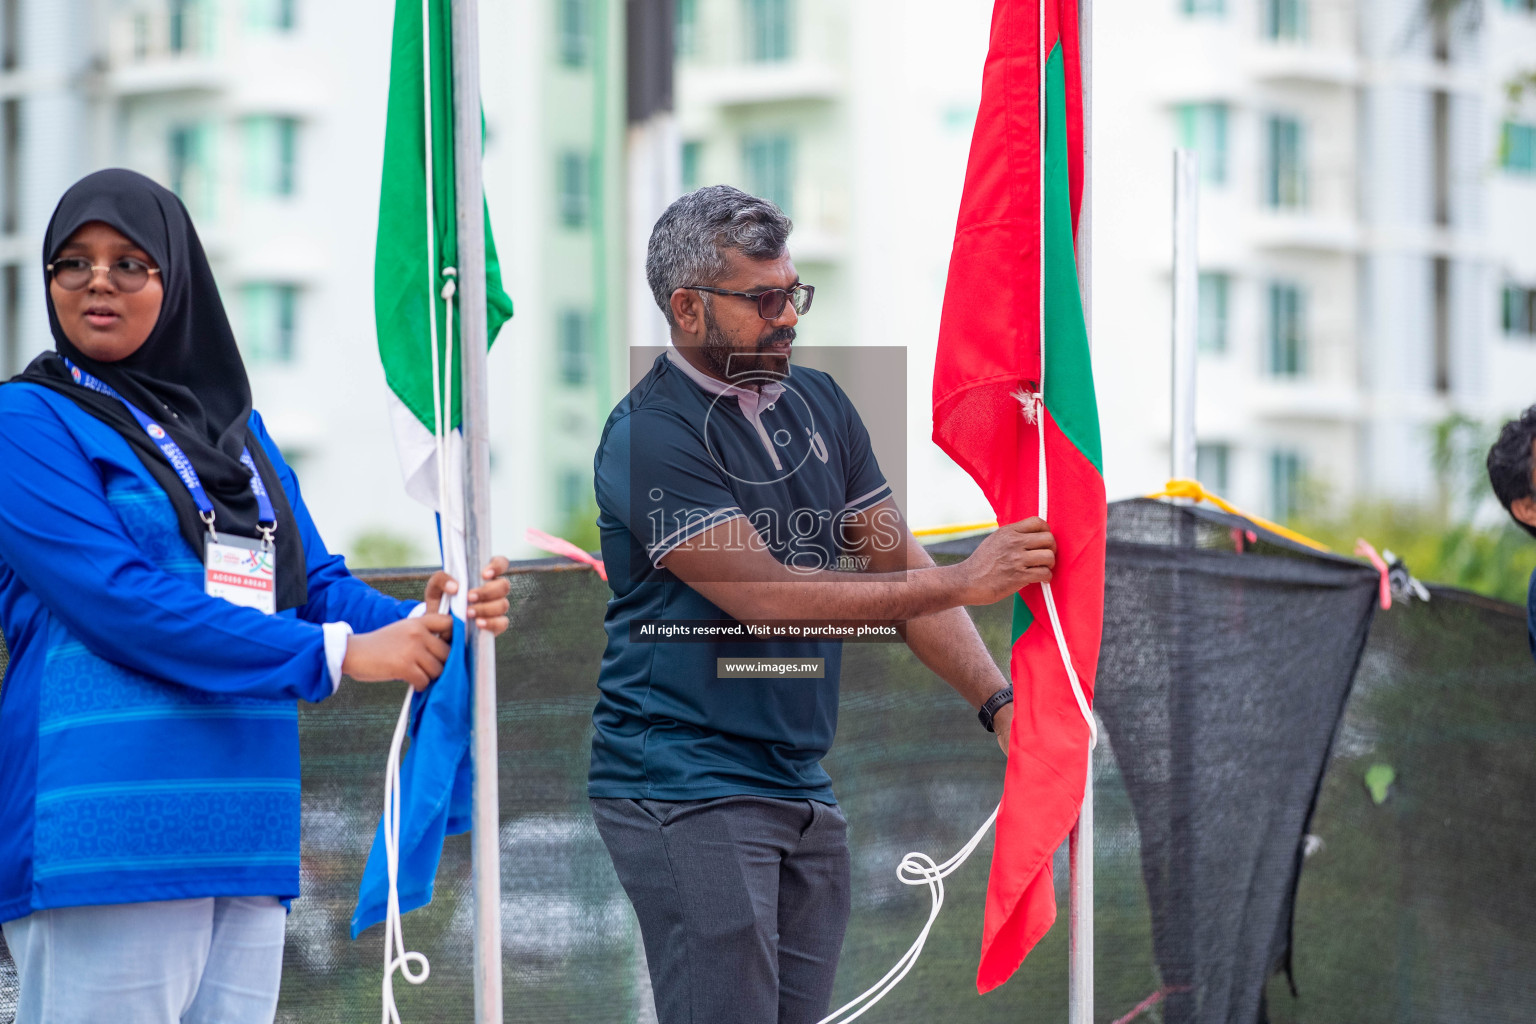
[681,283,814,320]
[47,257,161,294]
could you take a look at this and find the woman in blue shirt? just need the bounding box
[0,170,511,1023]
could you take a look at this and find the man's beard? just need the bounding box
[700,311,794,383]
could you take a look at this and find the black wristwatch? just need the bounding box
[978,686,1015,733]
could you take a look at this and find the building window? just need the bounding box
[1501,122,1535,175]
[244,116,298,197]
[676,0,699,57]
[681,140,703,192]
[240,284,299,364]
[1,264,17,378]
[248,0,296,31]
[744,0,791,62]
[1,98,14,234]
[1267,282,1306,376]
[1504,284,1536,338]
[558,468,585,521]
[1262,0,1306,40]
[1196,443,1231,495]
[557,151,591,228]
[169,0,201,54]
[1264,115,1306,209]
[742,133,794,215]
[1180,0,1225,16]
[169,122,214,216]
[557,309,592,385]
[556,0,589,67]
[169,124,200,197]
[1269,449,1304,521]
[1198,272,1230,353]
[1177,103,1228,185]
[2,0,20,70]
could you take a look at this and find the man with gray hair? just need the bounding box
[588,185,1056,1023]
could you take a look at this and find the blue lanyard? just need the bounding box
[65,359,276,544]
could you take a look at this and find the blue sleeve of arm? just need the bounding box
[248,412,418,634]
[0,404,333,702]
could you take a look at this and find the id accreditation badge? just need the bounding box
[205,534,278,615]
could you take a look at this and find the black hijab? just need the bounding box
[14,168,306,610]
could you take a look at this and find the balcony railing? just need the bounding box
[108,6,218,68]
[1255,0,1358,52]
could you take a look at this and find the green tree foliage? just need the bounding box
[553,491,602,556]
[1291,415,1535,605]
[1295,500,1533,605]
[347,529,426,569]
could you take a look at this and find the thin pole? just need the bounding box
[1068,775,1094,1024]
[1167,146,1201,1024]
[1171,148,1199,485]
[1067,2,1094,1023]
[449,2,503,1022]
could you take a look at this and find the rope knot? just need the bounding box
[1012,383,1042,425]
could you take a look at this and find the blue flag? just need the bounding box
[351,617,474,938]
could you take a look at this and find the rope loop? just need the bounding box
[382,689,431,1023]
[817,805,1000,1024]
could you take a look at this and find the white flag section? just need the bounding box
[388,392,468,619]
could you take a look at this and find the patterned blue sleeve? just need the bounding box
[0,394,333,702]
[247,411,417,633]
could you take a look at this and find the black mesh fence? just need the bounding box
[1266,580,1536,1023]
[0,500,1532,1023]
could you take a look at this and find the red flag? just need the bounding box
[931,0,1105,993]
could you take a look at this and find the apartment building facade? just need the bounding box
[1101,0,1536,519]
[676,0,1536,526]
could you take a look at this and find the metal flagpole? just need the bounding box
[1171,148,1200,485]
[449,1,503,1022]
[1067,1,1094,1022]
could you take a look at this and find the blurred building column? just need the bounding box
[626,0,678,353]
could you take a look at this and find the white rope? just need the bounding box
[817,805,1000,1024]
[378,5,452,1020]
[441,268,457,449]
[824,15,1095,1022]
[819,399,1094,1024]
[421,0,448,528]
[1021,0,1095,749]
[382,689,430,1024]
[1016,388,1098,748]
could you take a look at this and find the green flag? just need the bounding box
[375,0,513,513]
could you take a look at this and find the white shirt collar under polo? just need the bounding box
[666,346,789,469]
